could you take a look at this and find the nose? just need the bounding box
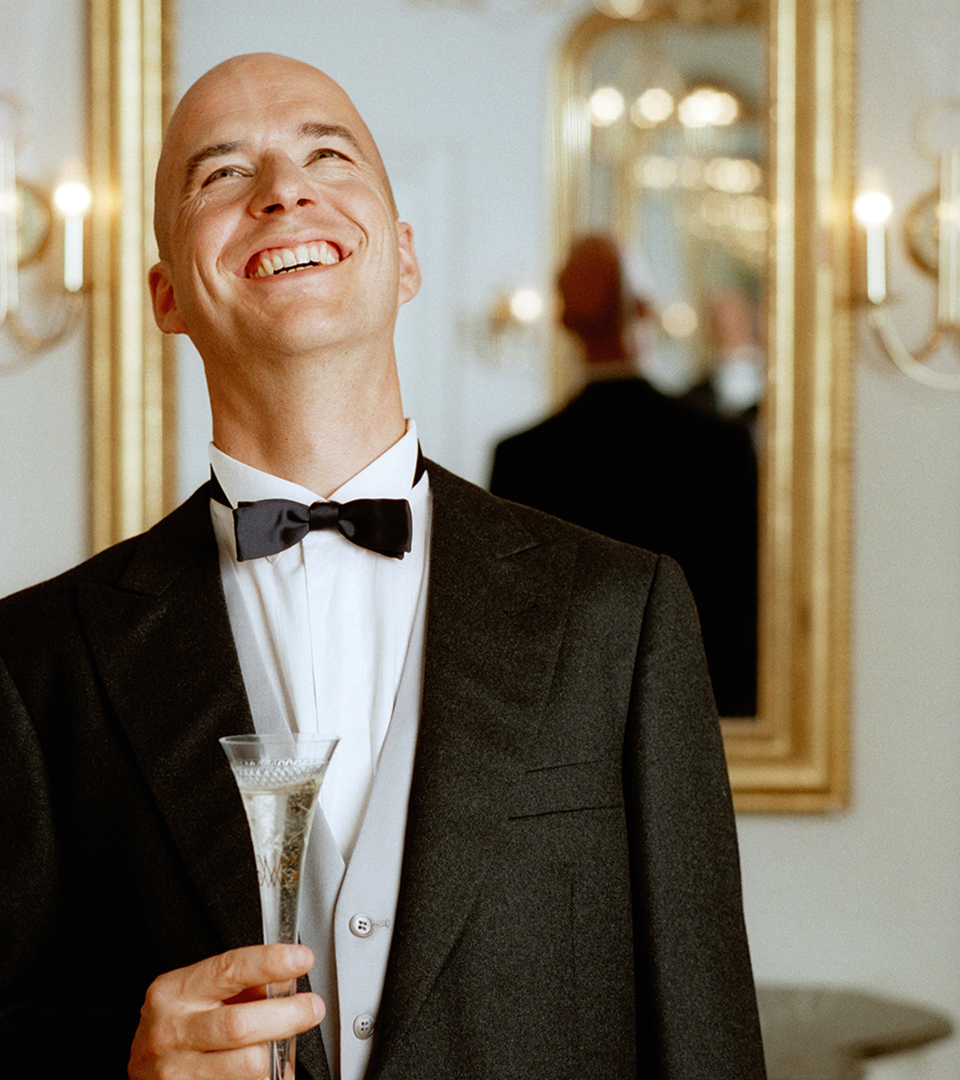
[250,153,315,216]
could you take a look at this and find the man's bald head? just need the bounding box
[153,53,397,259]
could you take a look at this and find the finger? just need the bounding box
[198,1043,273,1080]
[130,991,324,1075]
[190,991,324,1053]
[144,1042,271,1080]
[176,944,316,1006]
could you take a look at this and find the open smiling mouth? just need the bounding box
[247,239,342,278]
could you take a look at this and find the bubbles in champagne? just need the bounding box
[233,759,329,945]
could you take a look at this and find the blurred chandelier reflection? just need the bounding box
[588,72,766,334]
[565,5,765,398]
[1,94,89,363]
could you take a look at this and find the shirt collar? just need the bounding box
[208,419,422,510]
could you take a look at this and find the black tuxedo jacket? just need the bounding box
[0,463,765,1079]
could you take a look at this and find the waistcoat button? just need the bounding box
[349,913,373,937]
[353,1013,375,1040]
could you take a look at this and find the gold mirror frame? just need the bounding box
[89,0,177,553]
[554,1,854,811]
[89,0,851,811]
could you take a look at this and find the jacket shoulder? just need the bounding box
[0,485,214,625]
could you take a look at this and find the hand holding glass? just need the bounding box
[220,733,338,1080]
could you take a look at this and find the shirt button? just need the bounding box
[349,913,373,938]
[353,1013,375,1040]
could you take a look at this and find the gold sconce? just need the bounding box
[1,94,90,361]
[855,100,960,390]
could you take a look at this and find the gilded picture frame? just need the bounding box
[554,1,854,811]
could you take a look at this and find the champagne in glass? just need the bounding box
[220,733,338,1080]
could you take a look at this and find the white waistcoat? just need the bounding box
[296,574,427,1080]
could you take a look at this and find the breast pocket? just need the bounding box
[508,756,624,820]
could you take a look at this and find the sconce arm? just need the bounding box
[868,307,960,391]
[1,292,84,357]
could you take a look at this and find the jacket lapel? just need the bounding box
[373,464,579,1073]
[76,486,263,952]
[77,488,330,1079]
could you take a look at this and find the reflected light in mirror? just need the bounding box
[589,85,626,126]
[508,288,545,323]
[678,86,740,128]
[631,87,675,126]
[701,191,767,230]
[704,157,763,194]
[633,154,677,188]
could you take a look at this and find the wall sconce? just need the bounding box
[854,100,960,390]
[462,286,548,368]
[1,94,90,361]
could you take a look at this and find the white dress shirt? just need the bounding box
[208,421,430,861]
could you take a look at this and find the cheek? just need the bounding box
[172,199,234,266]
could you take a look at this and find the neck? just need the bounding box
[580,330,629,367]
[584,358,636,382]
[205,347,406,497]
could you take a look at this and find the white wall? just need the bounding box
[0,0,88,597]
[3,0,960,1076]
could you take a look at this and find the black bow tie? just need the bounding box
[231,496,412,561]
[209,461,422,562]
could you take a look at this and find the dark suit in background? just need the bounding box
[491,376,758,717]
[0,463,765,1079]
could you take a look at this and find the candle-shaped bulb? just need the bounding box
[937,150,960,328]
[854,171,892,306]
[53,178,91,294]
[853,189,893,228]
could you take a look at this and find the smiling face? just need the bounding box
[149,54,420,373]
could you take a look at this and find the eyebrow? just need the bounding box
[181,123,367,194]
[297,121,366,159]
[182,142,242,192]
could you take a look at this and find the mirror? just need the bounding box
[89,0,853,812]
[553,2,853,810]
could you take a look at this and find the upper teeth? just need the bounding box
[251,240,340,278]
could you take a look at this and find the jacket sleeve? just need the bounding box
[624,555,767,1079]
[0,654,139,1074]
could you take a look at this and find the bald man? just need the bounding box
[0,55,766,1080]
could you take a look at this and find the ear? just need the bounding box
[148,262,188,335]
[395,221,421,307]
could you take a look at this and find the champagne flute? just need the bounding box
[219,732,338,1080]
